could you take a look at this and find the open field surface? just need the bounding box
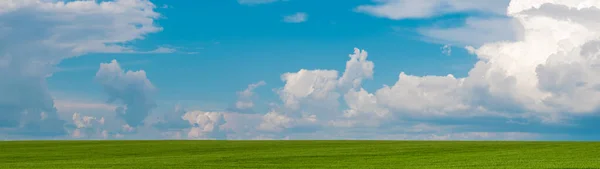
[1,141,600,169]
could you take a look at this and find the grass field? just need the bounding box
[1,141,600,169]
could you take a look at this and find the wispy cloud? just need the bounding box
[160,4,171,9]
[55,60,151,73]
[146,46,177,54]
[55,100,117,113]
[355,0,510,20]
[441,44,452,56]
[283,12,308,23]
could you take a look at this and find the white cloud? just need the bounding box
[338,48,375,90]
[70,113,106,139]
[343,88,388,119]
[7,0,600,140]
[344,0,600,125]
[357,0,519,47]
[257,110,318,133]
[236,81,266,109]
[356,0,510,20]
[278,48,374,113]
[121,124,135,133]
[374,73,470,117]
[279,69,339,110]
[257,111,294,132]
[283,12,308,23]
[441,44,452,56]
[418,17,524,46]
[0,0,162,137]
[54,100,117,113]
[465,46,477,54]
[182,110,227,139]
[259,48,376,131]
[96,59,157,127]
[146,46,177,54]
[258,0,600,135]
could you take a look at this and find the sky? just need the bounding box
[2,0,600,140]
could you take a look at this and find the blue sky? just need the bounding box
[50,0,479,109]
[3,0,600,140]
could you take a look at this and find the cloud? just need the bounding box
[283,12,308,23]
[235,81,266,110]
[0,0,161,137]
[139,46,177,54]
[257,110,318,133]
[356,0,510,20]
[182,110,227,139]
[258,48,375,133]
[441,44,452,56]
[8,0,600,140]
[95,59,157,127]
[153,105,191,130]
[54,100,117,113]
[346,0,600,126]
[277,48,373,112]
[357,0,519,47]
[254,0,600,139]
[257,111,294,132]
[160,4,171,9]
[68,113,106,139]
[418,17,524,46]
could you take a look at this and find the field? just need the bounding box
[1,141,600,169]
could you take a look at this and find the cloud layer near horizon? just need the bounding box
[3,0,600,140]
[0,0,162,138]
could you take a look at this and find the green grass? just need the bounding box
[1,141,600,169]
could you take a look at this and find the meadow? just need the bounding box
[1,141,599,169]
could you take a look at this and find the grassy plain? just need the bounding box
[1,141,599,169]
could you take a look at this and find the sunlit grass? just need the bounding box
[1,141,599,168]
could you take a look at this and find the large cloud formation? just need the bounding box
[399,0,600,123]
[6,0,600,140]
[0,0,161,137]
[255,0,600,139]
[96,60,156,128]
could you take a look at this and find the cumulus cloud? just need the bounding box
[7,0,600,140]
[153,105,191,130]
[256,0,600,139]
[260,48,374,132]
[96,59,156,128]
[257,111,294,132]
[68,113,106,139]
[0,0,161,137]
[345,0,600,126]
[182,111,227,139]
[283,12,308,23]
[257,110,318,133]
[278,48,373,112]
[235,81,266,110]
